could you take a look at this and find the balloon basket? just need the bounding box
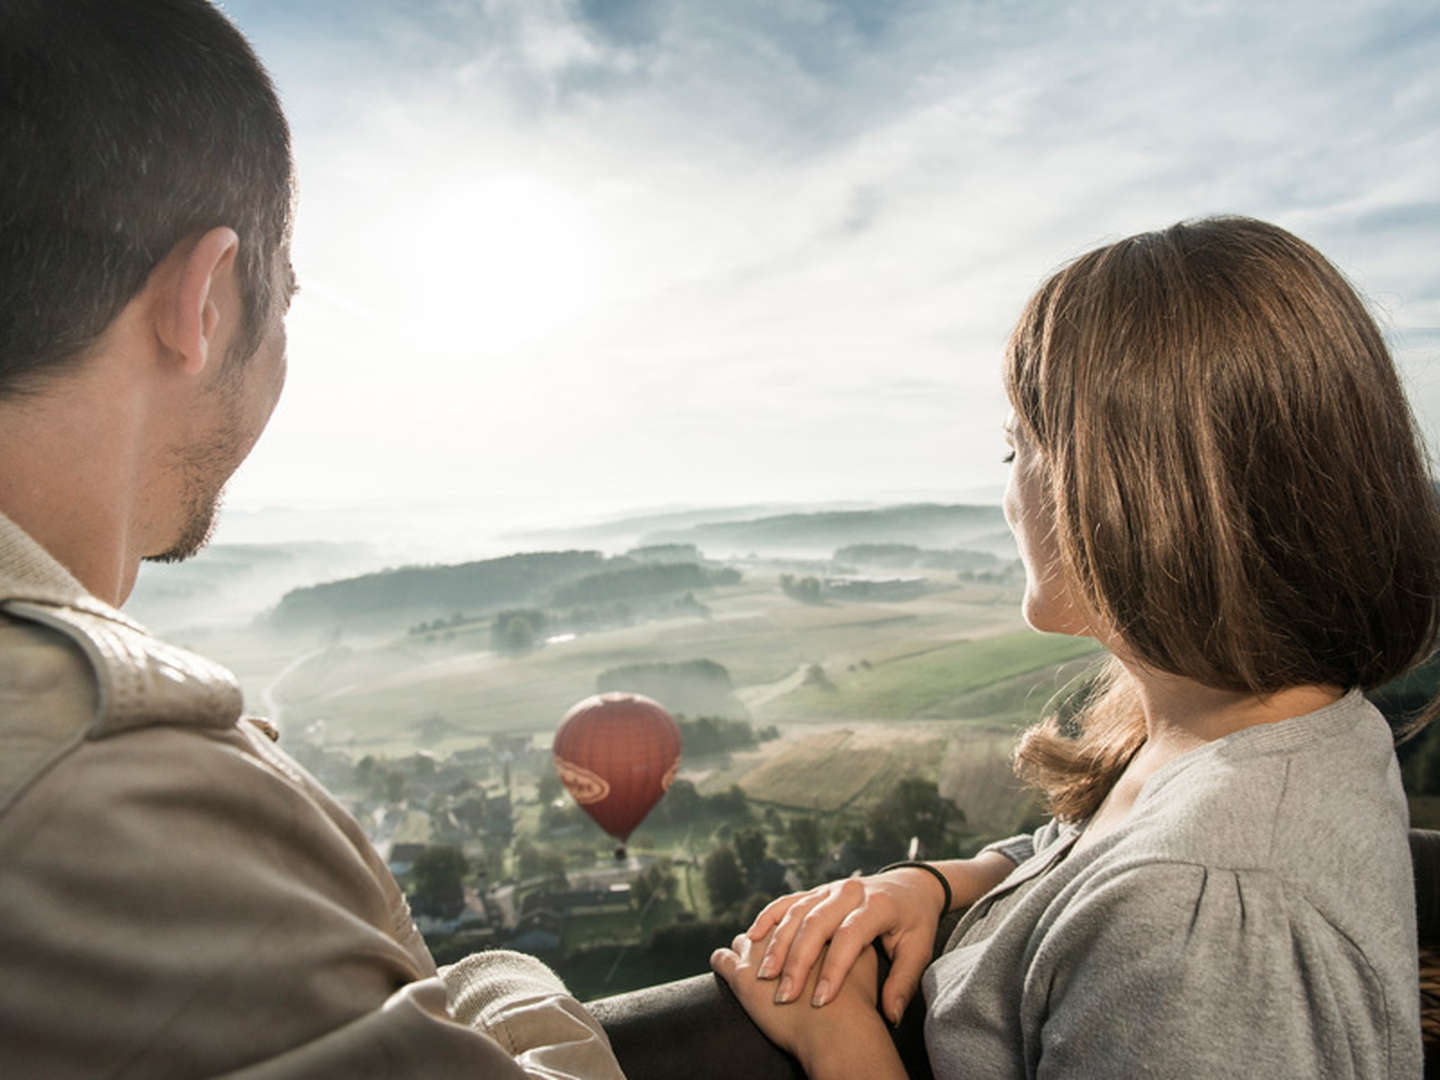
[613,845,627,861]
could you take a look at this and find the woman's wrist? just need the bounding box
[933,852,1018,910]
[877,860,952,914]
[797,1007,906,1080]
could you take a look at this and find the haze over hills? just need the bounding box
[264,502,1017,631]
[500,501,882,552]
[269,550,612,632]
[507,502,1013,560]
[126,498,1012,635]
[643,504,1012,558]
[127,540,376,633]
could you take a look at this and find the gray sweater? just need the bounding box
[922,690,1420,1079]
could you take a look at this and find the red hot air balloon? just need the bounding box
[553,692,682,856]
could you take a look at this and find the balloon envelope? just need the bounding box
[553,693,682,841]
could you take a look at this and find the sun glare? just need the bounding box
[405,175,595,353]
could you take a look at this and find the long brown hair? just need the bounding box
[1008,216,1440,821]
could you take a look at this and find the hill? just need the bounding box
[835,543,1001,571]
[596,658,749,720]
[128,540,376,631]
[642,503,1011,557]
[269,550,611,631]
[553,563,735,606]
[503,505,798,543]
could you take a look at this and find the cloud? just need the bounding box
[1347,202,1440,235]
[576,0,667,47]
[220,0,1440,518]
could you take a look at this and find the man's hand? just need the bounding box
[709,932,904,1080]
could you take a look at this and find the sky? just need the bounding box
[214,0,1440,541]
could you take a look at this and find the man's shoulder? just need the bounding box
[0,656,451,1078]
[0,611,98,811]
[0,596,241,793]
[3,596,243,730]
[0,615,435,1002]
[0,593,252,820]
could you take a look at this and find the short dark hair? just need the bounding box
[0,0,293,396]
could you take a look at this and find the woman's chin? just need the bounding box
[1021,593,1092,638]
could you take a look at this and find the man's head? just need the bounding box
[0,0,293,393]
[0,0,295,567]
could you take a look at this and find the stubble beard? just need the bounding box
[145,294,283,566]
[144,417,245,565]
[145,483,222,564]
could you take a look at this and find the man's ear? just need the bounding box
[154,227,240,375]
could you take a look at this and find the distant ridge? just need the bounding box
[502,501,876,544]
[642,503,1012,557]
[128,539,378,633]
[263,503,1015,631]
[269,550,608,631]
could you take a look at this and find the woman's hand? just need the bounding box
[710,931,904,1080]
[745,853,1016,1024]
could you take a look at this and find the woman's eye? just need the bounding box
[1002,450,1016,464]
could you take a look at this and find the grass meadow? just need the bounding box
[260,582,1097,754]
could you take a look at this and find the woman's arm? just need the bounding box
[710,932,906,1080]
[746,851,1017,1023]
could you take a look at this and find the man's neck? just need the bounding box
[0,374,154,607]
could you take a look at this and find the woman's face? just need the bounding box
[1002,416,1092,636]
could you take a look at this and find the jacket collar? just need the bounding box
[0,511,242,735]
[0,509,143,628]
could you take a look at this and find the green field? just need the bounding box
[756,631,1102,723]
[249,576,1060,753]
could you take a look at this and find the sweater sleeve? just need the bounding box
[979,833,1036,865]
[1028,862,1395,1079]
[442,951,625,1079]
[981,819,1066,867]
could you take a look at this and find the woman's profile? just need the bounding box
[711,216,1440,1079]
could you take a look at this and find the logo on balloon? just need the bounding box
[554,756,611,805]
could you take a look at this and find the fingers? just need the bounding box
[879,937,929,1027]
[757,886,835,992]
[754,890,824,981]
[709,932,751,984]
[772,879,865,1004]
[709,946,737,982]
[809,910,879,1007]
[747,891,805,941]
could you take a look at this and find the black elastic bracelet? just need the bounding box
[878,860,952,916]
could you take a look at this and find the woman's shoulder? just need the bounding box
[1069,690,1413,965]
[1124,690,1406,867]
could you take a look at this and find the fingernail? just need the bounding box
[811,979,831,1007]
[757,955,777,979]
[774,977,794,1004]
[889,1000,905,1026]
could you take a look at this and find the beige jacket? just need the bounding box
[0,514,625,1079]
